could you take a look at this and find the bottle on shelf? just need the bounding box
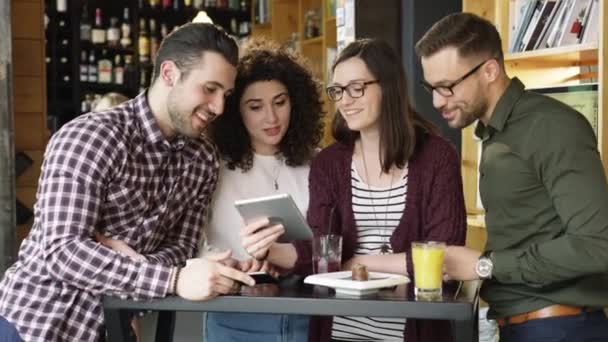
[149,0,160,8]
[80,50,88,82]
[184,0,193,9]
[138,0,146,9]
[149,19,160,60]
[160,23,169,39]
[194,0,204,10]
[97,49,113,84]
[173,0,181,11]
[139,67,149,92]
[124,54,136,89]
[80,3,92,42]
[91,8,106,45]
[81,93,93,113]
[163,0,173,9]
[56,0,67,13]
[113,54,125,85]
[107,17,121,47]
[138,18,150,63]
[120,8,132,49]
[88,50,98,83]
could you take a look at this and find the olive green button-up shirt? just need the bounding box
[475,78,608,319]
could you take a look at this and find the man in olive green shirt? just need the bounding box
[416,12,608,342]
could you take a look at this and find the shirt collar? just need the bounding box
[134,91,167,146]
[134,91,189,151]
[474,77,525,140]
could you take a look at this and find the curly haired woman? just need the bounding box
[201,38,324,342]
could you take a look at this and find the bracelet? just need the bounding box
[171,267,181,295]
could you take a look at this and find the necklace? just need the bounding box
[271,156,284,191]
[360,141,396,255]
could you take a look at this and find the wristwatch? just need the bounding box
[475,250,494,280]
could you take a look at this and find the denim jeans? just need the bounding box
[0,316,22,342]
[204,312,309,342]
[499,310,608,342]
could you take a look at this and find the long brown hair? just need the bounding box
[331,39,438,172]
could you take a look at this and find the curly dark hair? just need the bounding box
[209,38,324,171]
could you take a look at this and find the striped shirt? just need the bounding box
[331,161,408,341]
[0,93,219,341]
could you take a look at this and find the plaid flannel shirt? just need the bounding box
[0,93,219,341]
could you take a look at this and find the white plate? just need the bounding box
[304,271,410,296]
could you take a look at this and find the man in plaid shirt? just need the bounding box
[0,23,255,341]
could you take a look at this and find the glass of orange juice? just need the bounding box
[411,241,445,300]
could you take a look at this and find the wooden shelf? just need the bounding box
[505,43,599,66]
[301,36,323,46]
[325,16,336,24]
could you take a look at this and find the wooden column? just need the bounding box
[0,0,16,273]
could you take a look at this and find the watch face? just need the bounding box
[476,258,493,279]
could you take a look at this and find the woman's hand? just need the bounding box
[239,258,280,278]
[95,232,146,261]
[240,218,285,261]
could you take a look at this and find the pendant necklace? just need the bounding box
[272,157,284,191]
[360,141,395,255]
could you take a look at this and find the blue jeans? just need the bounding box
[204,312,309,342]
[499,310,608,342]
[0,316,22,342]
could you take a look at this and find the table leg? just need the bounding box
[453,318,478,342]
[103,308,134,342]
[155,311,176,341]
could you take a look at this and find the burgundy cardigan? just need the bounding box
[293,133,467,342]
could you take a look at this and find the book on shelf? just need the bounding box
[524,0,558,51]
[532,0,562,50]
[556,0,592,47]
[509,0,540,53]
[580,0,598,44]
[517,0,545,52]
[509,0,599,53]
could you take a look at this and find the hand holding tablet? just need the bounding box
[234,193,314,243]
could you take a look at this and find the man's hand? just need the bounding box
[95,232,146,261]
[241,218,285,260]
[443,246,482,281]
[175,250,255,301]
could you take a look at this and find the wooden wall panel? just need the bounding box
[14,113,45,152]
[12,40,43,76]
[13,76,44,113]
[11,1,42,39]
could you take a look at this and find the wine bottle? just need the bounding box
[80,3,92,42]
[97,49,113,84]
[138,18,150,63]
[80,50,89,82]
[120,8,132,48]
[56,0,67,13]
[107,17,120,47]
[113,54,124,85]
[88,50,98,83]
[91,8,106,45]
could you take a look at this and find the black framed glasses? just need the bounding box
[420,59,489,97]
[326,80,379,102]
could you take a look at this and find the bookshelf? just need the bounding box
[251,0,337,145]
[461,0,607,219]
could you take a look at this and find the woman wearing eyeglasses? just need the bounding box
[304,39,465,341]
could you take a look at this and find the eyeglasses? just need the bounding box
[326,80,379,102]
[420,59,489,97]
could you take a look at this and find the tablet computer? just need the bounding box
[234,193,313,243]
